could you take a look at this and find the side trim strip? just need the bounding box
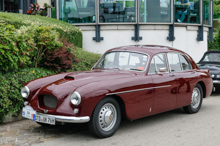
[106,85,171,95]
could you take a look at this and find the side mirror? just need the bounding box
[159,67,167,72]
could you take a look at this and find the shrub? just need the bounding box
[0,68,54,123]
[31,25,62,68]
[41,39,78,72]
[0,12,82,48]
[0,23,62,71]
[0,22,34,72]
[71,48,101,71]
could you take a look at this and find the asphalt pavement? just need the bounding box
[1,92,220,146]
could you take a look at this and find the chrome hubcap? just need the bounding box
[191,87,201,109]
[99,103,117,131]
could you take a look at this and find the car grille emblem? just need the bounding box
[44,110,48,113]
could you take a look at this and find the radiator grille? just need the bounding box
[42,95,57,109]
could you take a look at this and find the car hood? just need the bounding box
[64,69,135,87]
[198,63,220,74]
[38,70,136,99]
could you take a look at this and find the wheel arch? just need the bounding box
[105,95,126,119]
[197,81,206,98]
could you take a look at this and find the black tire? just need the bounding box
[88,97,121,138]
[183,84,203,114]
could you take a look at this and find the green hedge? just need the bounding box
[0,12,82,48]
[0,68,54,123]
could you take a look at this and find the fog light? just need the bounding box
[24,101,28,106]
[74,108,79,114]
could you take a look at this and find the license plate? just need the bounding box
[22,105,36,120]
[35,114,55,125]
[22,106,55,125]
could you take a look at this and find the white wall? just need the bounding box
[78,25,208,63]
[37,0,51,8]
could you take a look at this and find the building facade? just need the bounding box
[0,0,52,13]
[55,0,213,62]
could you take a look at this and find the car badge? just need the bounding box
[44,110,48,113]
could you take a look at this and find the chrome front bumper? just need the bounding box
[36,112,90,123]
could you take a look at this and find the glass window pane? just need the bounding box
[3,0,19,13]
[139,0,171,23]
[99,0,135,23]
[175,0,200,24]
[148,58,156,74]
[179,55,192,70]
[95,51,148,71]
[168,53,181,72]
[59,0,96,23]
[204,0,210,25]
[154,54,168,73]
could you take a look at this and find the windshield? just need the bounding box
[95,51,148,71]
[201,53,220,62]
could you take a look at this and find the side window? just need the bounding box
[148,57,156,74]
[148,53,168,74]
[179,55,192,71]
[167,53,181,72]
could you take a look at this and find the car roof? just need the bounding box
[106,45,185,56]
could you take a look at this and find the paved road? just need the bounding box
[1,93,220,146]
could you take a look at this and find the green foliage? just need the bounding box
[0,68,54,123]
[0,12,82,48]
[71,48,101,71]
[32,26,62,68]
[208,23,220,50]
[52,7,56,18]
[0,23,62,71]
[0,22,33,72]
[214,0,220,18]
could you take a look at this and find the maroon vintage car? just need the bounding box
[21,45,212,138]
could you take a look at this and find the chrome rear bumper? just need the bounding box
[36,112,90,123]
[213,80,220,84]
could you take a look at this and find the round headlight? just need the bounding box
[21,86,30,98]
[70,92,81,105]
[217,75,220,78]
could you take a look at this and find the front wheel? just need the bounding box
[88,97,121,138]
[183,84,203,114]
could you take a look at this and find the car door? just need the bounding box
[167,53,197,108]
[148,53,177,114]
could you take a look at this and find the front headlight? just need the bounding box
[70,92,81,105]
[216,75,220,78]
[21,86,30,98]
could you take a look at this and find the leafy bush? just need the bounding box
[0,23,62,71]
[32,25,62,68]
[0,22,33,72]
[41,39,78,71]
[0,68,54,123]
[71,48,101,71]
[0,12,82,48]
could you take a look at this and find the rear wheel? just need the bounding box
[88,97,121,138]
[183,84,203,114]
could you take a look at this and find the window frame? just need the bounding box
[57,0,212,27]
[148,53,169,74]
[167,52,192,73]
